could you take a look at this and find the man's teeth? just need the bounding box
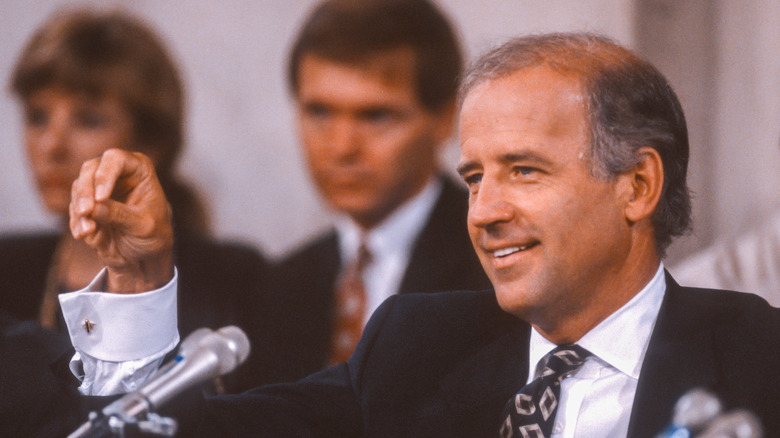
[493,244,533,257]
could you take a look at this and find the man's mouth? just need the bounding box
[492,242,539,258]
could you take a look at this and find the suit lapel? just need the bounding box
[627,273,722,438]
[399,176,490,295]
[438,315,531,431]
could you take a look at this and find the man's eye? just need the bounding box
[514,166,537,176]
[25,108,48,127]
[304,103,331,118]
[77,111,109,129]
[360,109,394,123]
[463,173,482,186]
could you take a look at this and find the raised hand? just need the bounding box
[69,149,174,294]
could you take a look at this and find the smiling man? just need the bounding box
[66,33,780,437]
[457,61,661,346]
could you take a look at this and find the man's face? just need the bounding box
[457,66,634,332]
[295,48,452,229]
[23,87,135,217]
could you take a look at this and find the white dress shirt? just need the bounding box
[59,268,179,396]
[527,263,667,437]
[335,177,442,326]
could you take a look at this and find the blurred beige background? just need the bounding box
[1,0,778,265]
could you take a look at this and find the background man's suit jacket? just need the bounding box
[254,175,491,385]
[203,273,780,437]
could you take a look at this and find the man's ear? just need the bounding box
[623,146,664,223]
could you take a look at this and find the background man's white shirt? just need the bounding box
[335,177,441,325]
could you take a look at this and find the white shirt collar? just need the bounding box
[335,177,442,263]
[527,263,666,383]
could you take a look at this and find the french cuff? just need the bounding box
[59,267,179,362]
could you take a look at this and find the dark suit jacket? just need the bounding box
[202,274,780,437]
[0,311,82,437]
[0,232,267,335]
[256,176,491,385]
[0,232,268,392]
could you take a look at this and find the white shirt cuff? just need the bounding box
[59,268,179,361]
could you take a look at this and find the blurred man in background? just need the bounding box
[259,0,490,384]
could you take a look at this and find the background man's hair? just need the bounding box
[288,0,462,113]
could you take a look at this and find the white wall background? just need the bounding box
[0,0,777,263]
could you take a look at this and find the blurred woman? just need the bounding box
[1,9,266,392]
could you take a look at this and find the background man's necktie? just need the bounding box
[499,344,591,438]
[328,240,372,365]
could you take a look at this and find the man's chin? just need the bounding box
[494,287,532,318]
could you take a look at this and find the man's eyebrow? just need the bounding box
[456,160,479,177]
[457,151,555,176]
[300,99,329,109]
[498,152,553,166]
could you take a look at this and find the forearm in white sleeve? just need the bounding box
[59,268,180,396]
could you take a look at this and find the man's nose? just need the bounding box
[468,179,514,228]
[330,117,361,158]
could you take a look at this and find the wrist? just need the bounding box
[106,252,174,294]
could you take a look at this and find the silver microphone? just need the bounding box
[69,326,250,437]
[698,410,763,438]
[672,388,723,431]
[655,388,764,438]
[655,388,722,437]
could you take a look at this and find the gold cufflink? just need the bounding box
[83,319,95,334]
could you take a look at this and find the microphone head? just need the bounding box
[216,325,251,365]
[178,326,250,371]
[698,410,764,438]
[672,388,722,429]
[178,327,214,356]
[193,326,251,375]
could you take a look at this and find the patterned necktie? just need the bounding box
[328,240,372,365]
[499,344,591,438]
